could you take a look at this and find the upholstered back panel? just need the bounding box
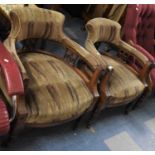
[86,18,121,45]
[124,4,155,53]
[9,7,65,42]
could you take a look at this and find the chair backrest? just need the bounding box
[86,18,121,45]
[8,7,65,42]
[123,4,155,53]
[4,7,66,79]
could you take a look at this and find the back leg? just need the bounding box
[72,115,83,131]
[124,102,133,115]
[132,89,148,110]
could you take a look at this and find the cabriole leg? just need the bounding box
[132,89,148,110]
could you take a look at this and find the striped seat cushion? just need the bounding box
[101,55,145,106]
[17,52,93,125]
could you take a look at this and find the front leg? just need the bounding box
[132,88,148,110]
[72,66,105,130]
[87,65,113,128]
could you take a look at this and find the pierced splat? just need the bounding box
[64,49,80,66]
[117,50,134,64]
[117,50,143,72]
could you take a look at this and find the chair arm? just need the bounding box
[118,40,155,86]
[132,43,155,62]
[74,66,105,99]
[62,35,106,71]
[0,42,24,96]
[87,65,113,109]
[119,40,149,66]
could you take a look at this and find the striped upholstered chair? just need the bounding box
[0,7,107,143]
[85,18,155,125]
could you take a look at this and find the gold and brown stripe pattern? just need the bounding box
[19,52,93,124]
[85,18,147,106]
[86,18,121,45]
[9,7,65,42]
[101,55,145,105]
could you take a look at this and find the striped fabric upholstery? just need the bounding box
[9,7,64,42]
[85,18,148,106]
[101,55,144,105]
[85,18,148,65]
[18,52,93,124]
[0,51,93,125]
[86,17,121,46]
[4,8,106,77]
[2,7,96,125]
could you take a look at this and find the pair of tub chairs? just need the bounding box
[123,4,155,90]
[0,6,154,145]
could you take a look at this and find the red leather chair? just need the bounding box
[123,4,155,90]
[0,41,24,135]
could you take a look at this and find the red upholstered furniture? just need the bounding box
[0,42,24,135]
[123,4,155,90]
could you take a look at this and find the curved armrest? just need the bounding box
[119,40,149,66]
[85,39,102,55]
[119,40,155,85]
[0,42,24,96]
[62,35,106,71]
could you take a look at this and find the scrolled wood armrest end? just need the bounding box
[139,61,155,90]
[88,65,113,99]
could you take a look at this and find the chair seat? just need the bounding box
[17,52,93,125]
[101,55,145,105]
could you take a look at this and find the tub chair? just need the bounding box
[85,18,155,125]
[123,4,155,90]
[0,7,107,145]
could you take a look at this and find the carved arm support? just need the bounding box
[119,40,155,87]
[61,36,113,101]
